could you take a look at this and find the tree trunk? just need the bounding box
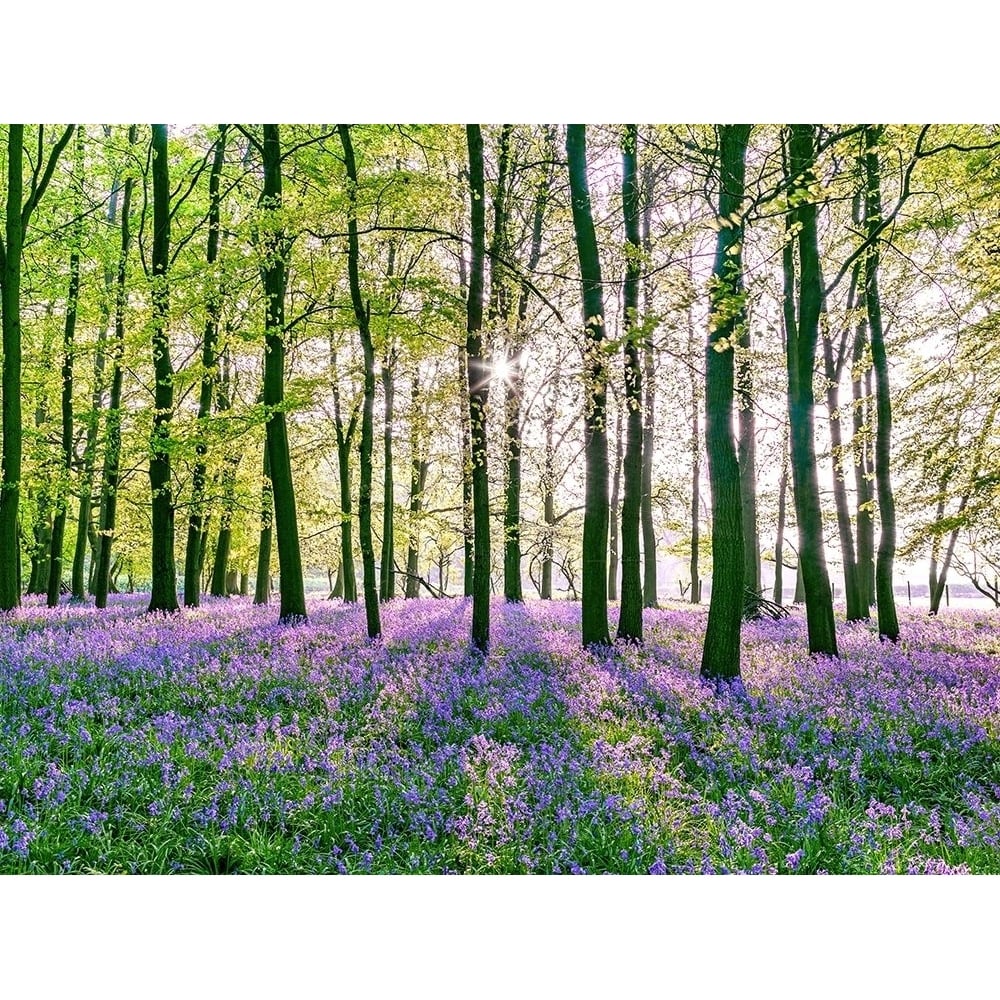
[863,125,899,642]
[608,400,622,601]
[74,129,117,600]
[641,160,658,609]
[404,460,430,599]
[566,124,610,648]
[147,124,179,614]
[380,351,396,601]
[466,124,490,651]
[851,310,875,608]
[210,345,237,597]
[254,445,272,606]
[338,123,382,639]
[183,125,227,607]
[737,315,760,597]
[784,125,838,657]
[1,125,26,608]
[46,142,82,608]
[825,265,866,621]
[0,125,74,609]
[688,288,701,605]
[540,377,557,600]
[95,126,136,609]
[774,427,789,605]
[617,124,644,641]
[700,124,750,682]
[260,124,306,623]
[336,439,357,602]
[458,342,474,597]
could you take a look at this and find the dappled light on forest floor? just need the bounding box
[0,596,997,873]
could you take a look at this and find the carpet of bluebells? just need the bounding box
[0,593,998,874]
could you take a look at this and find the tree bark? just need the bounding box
[700,124,750,682]
[774,426,789,604]
[260,124,306,622]
[466,124,490,652]
[147,124,179,614]
[851,311,875,608]
[503,126,553,604]
[254,445,272,606]
[737,315,760,596]
[183,124,227,607]
[608,401,622,602]
[824,265,866,621]
[337,123,381,640]
[95,126,136,609]
[689,297,701,605]
[640,160,658,608]
[617,123,643,642]
[380,345,396,601]
[210,344,237,597]
[74,128,116,600]
[784,124,838,657]
[566,124,610,648]
[863,124,899,642]
[0,124,74,609]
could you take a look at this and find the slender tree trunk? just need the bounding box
[617,124,644,641]
[774,427,789,604]
[380,349,396,601]
[540,378,557,600]
[405,456,430,599]
[48,133,84,607]
[689,292,701,605]
[851,311,875,608]
[74,130,117,600]
[335,437,357,603]
[95,126,136,609]
[566,124,610,647]
[825,266,866,620]
[466,124,490,651]
[785,125,838,657]
[260,124,306,622]
[0,127,26,609]
[737,320,760,596]
[609,401,622,601]
[1,125,74,609]
[147,124,179,614]
[254,446,272,606]
[640,161,658,608]
[700,124,750,682]
[458,343,474,596]
[183,125,227,607]
[863,125,899,642]
[210,344,237,597]
[338,123,382,639]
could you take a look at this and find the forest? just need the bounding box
[1,122,999,875]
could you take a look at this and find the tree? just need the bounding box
[700,124,750,682]
[94,126,136,610]
[617,124,643,643]
[783,125,838,657]
[259,124,307,622]
[0,124,74,610]
[146,124,179,614]
[466,125,491,652]
[183,125,228,607]
[566,124,610,648]
[338,123,382,640]
[863,125,900,642]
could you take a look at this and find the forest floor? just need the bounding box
[0,594,997,874]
